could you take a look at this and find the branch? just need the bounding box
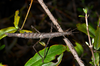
[85,12,96,66]
[38,0,84,66]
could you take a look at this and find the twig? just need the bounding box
[85,12,96,66]
[38,0,84,66]
[21,0,33,30]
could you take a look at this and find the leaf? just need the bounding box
[77,23,95,38]
[89,61,94,66]
[90,52,99,66]
[19,30,32,33]
[39,42,46,46]
[42,53,63,66]
[0,63,7,66]
[94,27,100,50]
[14,10,20,29]
[25,45,66,66]
[66,42,84,56]
[78,15,85,17]
[83,8,88,14]
[94,52,99,66]
[75,42,84,56]
[97,17,100,27]
[66,46,70,52]
[0,45,5,50]
[0,27,17,40]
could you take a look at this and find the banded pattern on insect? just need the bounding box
[5,31,72,39]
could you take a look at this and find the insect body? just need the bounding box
[5,31,72,39]
[5,31,72,63]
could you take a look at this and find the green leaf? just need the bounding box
[89,61,94,66]
[90,52,99,66]
[42,53,63,66]
[66,42,84,56]
[19,30,32,33]
[94,52,99,66]
[77,23,95,38]
[78,15,85,17]
[83,8,88,14]
[75,42,84,56]
[39,42,46,46]
[97,17,100,27]
[14,10,20,29]
[25,45,66,66]
[0,63,7,66]
[0,63,4,66]
[0,45,5,50]
[66,46,70,52]
[0,27,17,40]
[94,27,100,50]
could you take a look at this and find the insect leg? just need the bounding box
[43,38,51,59]
[32,39,44,63]
[50,23,53,32]
[44,24,52,59]
[31,25,40,33]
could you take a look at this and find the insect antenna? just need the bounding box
[70,28,79,34]
[70,28,77,32]
[65,28,71,32]
[31,25,40,33]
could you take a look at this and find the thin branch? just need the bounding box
[38,0,84,66]
[85,13,92,46]
[85,13,96,66]
[21,0,33,30]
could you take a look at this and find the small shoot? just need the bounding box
[39,42,46,47]
[83,8,88,14]
[85,41,89,46]
[0,10,21,40]
[78,15,85,17]
[14,10,20,29]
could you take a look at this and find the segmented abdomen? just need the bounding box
[5,32,72,39]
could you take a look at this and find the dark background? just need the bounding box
[0,0,100,66]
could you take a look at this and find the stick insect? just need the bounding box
[5,28,72,63]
